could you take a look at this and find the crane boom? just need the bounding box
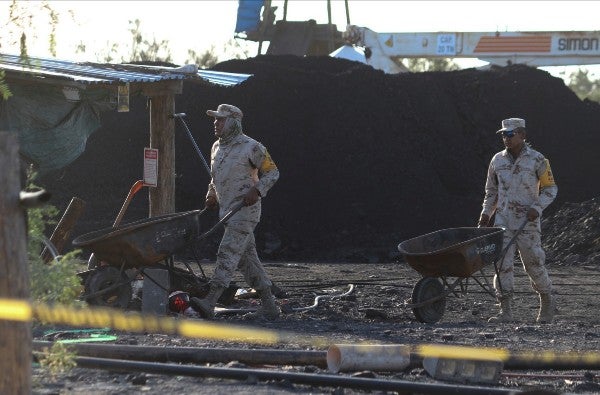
[344,25,600,73]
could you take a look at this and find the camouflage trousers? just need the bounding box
[210,220,273,291]
[493,228,553,297]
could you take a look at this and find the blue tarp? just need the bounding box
[235,0,263,33]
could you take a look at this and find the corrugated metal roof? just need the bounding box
[0,53,252,87]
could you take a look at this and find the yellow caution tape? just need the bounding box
[1,298,599,365]
[416,344,510,361]
[0,298,323,346]
[0,298,32,322]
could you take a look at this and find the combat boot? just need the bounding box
[488,293,514,323]
[536,292,555,324]
[244,287,281,320]
[190,284,225,319]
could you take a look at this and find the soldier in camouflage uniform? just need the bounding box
[190,104,280,320]
[478,118,558,324]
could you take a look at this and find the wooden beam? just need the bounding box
[137,80,183,97]
[148,94,176,217]
[0,132,31,394]
[5,77,182,104]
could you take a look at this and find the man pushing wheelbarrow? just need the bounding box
[190,104,281,321]
[478,118,558,324]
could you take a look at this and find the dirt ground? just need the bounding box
[29,53,600,395]
[32,259,600,395]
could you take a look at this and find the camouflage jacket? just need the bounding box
[207,133,279,223]
[481,145,557,231]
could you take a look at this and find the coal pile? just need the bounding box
[40,55,600,263]
[542,197,600,266]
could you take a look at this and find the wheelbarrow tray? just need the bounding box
[397,227,504,278]
[72,210,202,268]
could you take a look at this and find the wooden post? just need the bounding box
[0,132,31,394]
[148,94,176,217]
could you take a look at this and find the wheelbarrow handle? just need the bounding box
[498,219,529,260]
[493,218,529,294]
[198,201,245,240]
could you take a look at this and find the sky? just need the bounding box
[4,1,600,80]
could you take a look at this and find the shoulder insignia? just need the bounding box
[539,159,556,187]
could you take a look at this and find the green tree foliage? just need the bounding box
[1,1,62,100]
[187,47,219,69]
[567,68,600,102]
[0,70,12,100]
[404,58,460,72]
[26,170,84,305]
[187,39,250,69]
[2,0,60,56]
[127,19,172,63]
[36,342,77,380]
[80,19,174,64]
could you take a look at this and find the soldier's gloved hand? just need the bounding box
[205,196,218,210]
[243,187,260,206]
[526,208,539,221]
[477,214,490,228]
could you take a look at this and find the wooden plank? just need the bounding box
[0,132,31,394]
[137,80,183,97]
[42,197,86,263]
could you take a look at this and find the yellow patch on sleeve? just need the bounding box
[260,151,277,172]
[539,159,556,187]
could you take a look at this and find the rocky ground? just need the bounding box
[29,195,600,395]
[31,253,600,394]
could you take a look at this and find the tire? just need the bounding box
[411,277,446,324]
[85,266,132,308]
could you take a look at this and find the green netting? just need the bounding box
[0,82,115,174]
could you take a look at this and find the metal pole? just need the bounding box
[171,113,211,177]
[345,0,350,25]
[74,356,517,394]
[327,0,334,53]
[33,341,326,367]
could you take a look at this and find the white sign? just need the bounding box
[436,34,456,56]
[143,148,158,187]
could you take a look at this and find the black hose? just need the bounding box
[74,356,518,394]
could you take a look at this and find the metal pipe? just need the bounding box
[327,0,333,53]
[171,112,211,176]
[33,341,326,367]
[344,0,350,26]
[327,344,410,373]
[73,356,518,394]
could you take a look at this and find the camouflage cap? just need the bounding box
[497,118,526,133]
[206,104,243,120]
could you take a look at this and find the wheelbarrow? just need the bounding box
[72,203,244,309]
[397,225,515,324]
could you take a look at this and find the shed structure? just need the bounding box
[0,53,251,217]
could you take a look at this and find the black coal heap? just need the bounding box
[41,55,600,263]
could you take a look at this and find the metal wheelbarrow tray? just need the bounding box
[72,209,202,268]
[72,209,212,309]
[72,205,244,309]
[397,226,505,324]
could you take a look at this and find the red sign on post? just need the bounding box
[143,148,158,187]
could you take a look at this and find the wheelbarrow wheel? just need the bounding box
[411,277,446,324]
[85,266,132,308]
